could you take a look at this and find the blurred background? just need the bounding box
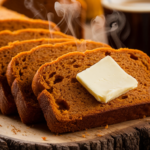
[0,0,104,39]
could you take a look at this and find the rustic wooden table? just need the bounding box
[0,112,150,150]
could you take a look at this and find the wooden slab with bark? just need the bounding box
[0,112,150,150]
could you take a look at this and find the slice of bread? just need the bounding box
[0,28,73,48]
[6,41,110,124]
[0,38,72,115]
[0,0,86,38]
[0,6,59,32]
[0,19,59,32]
[32,48,150,133]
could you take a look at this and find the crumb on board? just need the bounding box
[82,134,86,138]
[97,134,102,137]
[143,115,146,118]
[0,124,2,127]
[11,125,21,134]
[11,129,17,134]
[84,132,90,136]
[41,137,47,141]
[105,125,108,129]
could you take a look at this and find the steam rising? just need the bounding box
[54,0,81,37]
[55,0,86,51]
[91,15,107,43]
[24,0,47,19]
[91,11,130,48]
[24,0,58,39]
[47,12,54,39]
[105,11,129,48]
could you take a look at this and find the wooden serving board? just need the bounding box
[0,112,150,150]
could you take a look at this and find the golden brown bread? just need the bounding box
[0,28,73,48]
[0,0,86,38]
[6,41,110,124]
[0,38,72,115]
[0,19,59,32]
[0,6,59,32]
[32,48,150,133]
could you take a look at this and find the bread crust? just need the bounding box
[32,48,150,133]
[0,77,17,115]
[0,6,59,31]
[0,19,59,32]
[7,41,110,86]
[38,89,150,133]
[0,29,74,48]
[12,79,44,124]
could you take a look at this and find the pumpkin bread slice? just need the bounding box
[0,0,86,38]
[0,6,59,32]
[0,19,59,32]
[0,28,73,48]
[0,38,72,115]
[6,41,110,124]
[32,48,150,133]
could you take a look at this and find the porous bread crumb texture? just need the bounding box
[0,19,59,32]
[0,38,71,115]
[33,48,150,133]
[0,29,73,48]
[7,41,108,123]
[0,38,71,77]
[38,48,150,116]
[9,41,109,87]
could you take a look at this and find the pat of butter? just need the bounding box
[76,56,138,103]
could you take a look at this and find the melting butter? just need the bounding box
[76,56,138,103]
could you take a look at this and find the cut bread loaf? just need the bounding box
[0,38,72,115]
[0,28,73,48]
[32,48,150,133]
[6,41,110,124]
[0,0,86,38]
[0,6,59,32]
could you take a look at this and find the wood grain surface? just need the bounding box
[0,111,150,150]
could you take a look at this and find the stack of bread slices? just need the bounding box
[1,6,150,134]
